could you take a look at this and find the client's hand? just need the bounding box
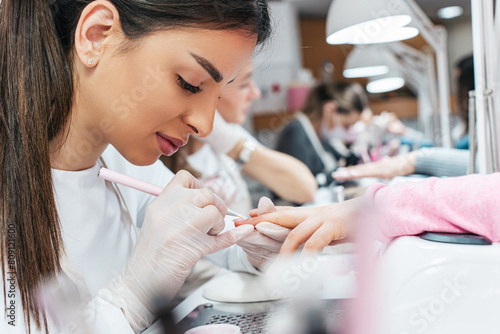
[332,151,417,181]
[101,171,254,332]
[237,197,293,270]
[236,197,362,257]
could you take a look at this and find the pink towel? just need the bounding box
[364,173,500,242]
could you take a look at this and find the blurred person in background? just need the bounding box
[162,59,317,215]
[275,82,365,188]
[329,55,475,182]
[453,55,474,150]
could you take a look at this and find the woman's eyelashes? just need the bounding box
[177,76,202,94]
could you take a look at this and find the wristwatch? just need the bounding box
[237,141,257,164]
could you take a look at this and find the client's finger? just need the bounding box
[278,217,324,258]
[301,224,342,255]
[234,211,304,228]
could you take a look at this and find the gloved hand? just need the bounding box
[100,171,254,332]
[198,110,252,155]
[237,197,292,270]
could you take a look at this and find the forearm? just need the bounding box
[237,145,317,203]
[365,173,500,241]
[414,148,469,177]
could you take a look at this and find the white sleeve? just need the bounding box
[226,123,260,145]
[199,111,260,155]
[81,296,137,333]
[0,289,136,334]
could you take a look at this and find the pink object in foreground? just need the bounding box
[98,167,163,196]
[364,173,500,242]
[98,167,244,218]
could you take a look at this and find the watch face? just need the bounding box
[238,141,257,163]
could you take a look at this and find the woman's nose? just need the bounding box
[183,99,218,138]
[248,80,261,100]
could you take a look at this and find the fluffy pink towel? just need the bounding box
[365,173,500,242]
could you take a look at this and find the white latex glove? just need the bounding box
[237,197,292,270]
[199,110,250,155]
[99,171,254,333]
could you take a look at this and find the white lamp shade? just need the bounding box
[326,0,419,45]
[436,6,463,19]
[367,77,405,93]
[367,66,406,93]
[343,45,395,78]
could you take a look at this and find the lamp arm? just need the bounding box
[401,0,446,51]
[496,0,500,82]
[387,43,439,144]
[387,43,427,73]
[398,0,452,147]
[471,0,494,174]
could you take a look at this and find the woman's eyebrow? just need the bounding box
[190,53,223,83]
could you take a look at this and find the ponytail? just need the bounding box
[0,0,73,331]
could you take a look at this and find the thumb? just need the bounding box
[209,225,255,253]
[255,222,291,242]
[257,196,276,215]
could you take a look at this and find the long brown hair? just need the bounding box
[0,0,271,332]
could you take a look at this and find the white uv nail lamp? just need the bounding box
[375,233,500,334]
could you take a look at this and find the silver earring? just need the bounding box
[87,58,95,66]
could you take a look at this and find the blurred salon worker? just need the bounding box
[276,82,365,187]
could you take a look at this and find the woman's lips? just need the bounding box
[156,133,186,156]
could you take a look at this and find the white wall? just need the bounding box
[250,2,303,114]
[445,18,473,94]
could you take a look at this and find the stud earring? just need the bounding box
[87,58,95,66]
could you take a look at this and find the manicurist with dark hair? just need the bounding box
[0,1,271,332]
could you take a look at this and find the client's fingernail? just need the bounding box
[233,218,246,223]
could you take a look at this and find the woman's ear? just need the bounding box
[74,1,121,68]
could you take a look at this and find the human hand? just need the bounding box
[104,171,254,331]
[385,112,406,135]
[236,197,362,257]
[332,151,417,181]
[198,110,246,155]
[237,197,292,270]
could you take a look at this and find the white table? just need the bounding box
[144,251,358,333]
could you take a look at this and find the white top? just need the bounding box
[0,145,255,333]
[187,125,258,215]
